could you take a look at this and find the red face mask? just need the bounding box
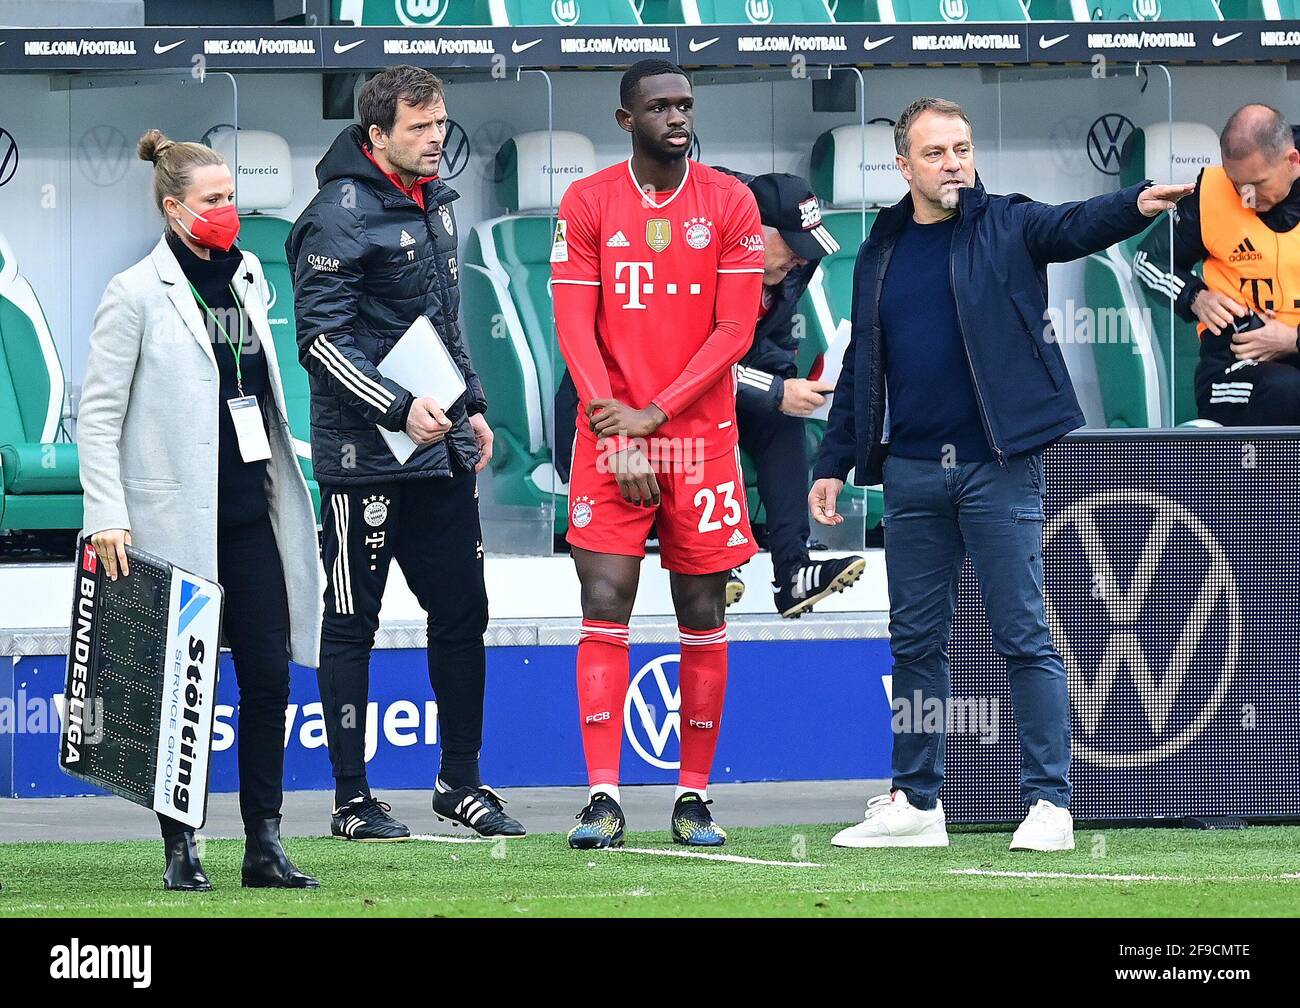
[174,201,241,252]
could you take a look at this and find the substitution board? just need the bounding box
[59,539,224,829]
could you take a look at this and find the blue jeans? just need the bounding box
[882,452,1070,811]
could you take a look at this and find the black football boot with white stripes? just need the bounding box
[331,795,412,842]
[725,568,746,607]
[432,781,527,837]
[775,555,867,618]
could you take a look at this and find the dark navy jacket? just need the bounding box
[812,177,1153,485]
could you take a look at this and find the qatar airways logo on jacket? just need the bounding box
[307,253,340,273]
[614,262,704,310]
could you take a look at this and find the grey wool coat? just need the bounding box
[78,234,323,667]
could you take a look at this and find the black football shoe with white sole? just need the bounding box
[331,795,411,842]
[725,568,746,607]
[775,555,867,618]
[432,783,527,837]
[670,792,727,847]
[568,792,626,850]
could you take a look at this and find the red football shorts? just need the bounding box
[566,435,759,575]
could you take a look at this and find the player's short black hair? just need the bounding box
[619,59,689,109]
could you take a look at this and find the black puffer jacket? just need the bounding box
[287,124,487,485]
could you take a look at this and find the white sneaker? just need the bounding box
[831,791,949,848]
[1010,799,1075,851]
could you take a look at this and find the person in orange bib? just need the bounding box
[1135,104,1300,424]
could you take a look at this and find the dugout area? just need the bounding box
[1,9,1300,912]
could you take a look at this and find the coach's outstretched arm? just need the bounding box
[1017,180,1194,265]
[290,205,415,433]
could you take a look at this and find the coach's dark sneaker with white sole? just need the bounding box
[568,792,626,849]
[433,782,527,837]
[331,795,411,842]
[725,568,746,607]
[670,792,727,847]
[775,555,867,618]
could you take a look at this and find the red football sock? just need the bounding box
[677,624,728,792]
[576,619,630,788]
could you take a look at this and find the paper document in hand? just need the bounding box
[809,319,852,422]
[376,316,467,464]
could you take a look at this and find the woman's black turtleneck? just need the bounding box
[166,228,270,529]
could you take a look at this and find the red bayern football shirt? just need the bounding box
[551,158,765,459]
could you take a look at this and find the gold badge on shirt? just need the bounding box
[646,219,671,253]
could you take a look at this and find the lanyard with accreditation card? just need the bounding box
[189,280,272,463]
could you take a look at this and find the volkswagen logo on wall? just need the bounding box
[1086,113,1136,177]
[395,0,451,26]
[77,125,131,187]
[440,120,470,181]
[0,128,17,188]
[1045,490,1240,769]
[625,653,682,770]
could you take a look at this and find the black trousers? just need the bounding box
[158,512,291,838]
[317,467,489,788]
[1196,351,1300,425]
[737,401,812,588]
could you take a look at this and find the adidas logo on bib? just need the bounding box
[399,230,417,248]
[727,529,749,548]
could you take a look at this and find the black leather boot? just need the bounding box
[242,817,319,889]
[163,831,212,892]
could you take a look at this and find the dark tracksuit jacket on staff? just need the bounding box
[812,175,1153,811]
[286,124,490,795]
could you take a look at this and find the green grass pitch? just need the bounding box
[1,825,1297,917]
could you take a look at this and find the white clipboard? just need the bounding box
[809,319,852,422]
[376,316,468,464]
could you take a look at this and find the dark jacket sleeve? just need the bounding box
[290,204,414,432]
[736,365,785,414]
[1133,170,1208,323]
[445,307,488,417]
[811,249,866,483]
[1017,180,1154,265]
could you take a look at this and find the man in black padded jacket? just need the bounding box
[288,64,525,842]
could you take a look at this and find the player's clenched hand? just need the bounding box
[406,396,453,445]
[90,528,132,580]
[780,379,835,417]
[809,478,845,527]
[607,446,661,507]
[589,399,666,439]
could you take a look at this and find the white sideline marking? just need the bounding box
[950,868,1300,882]
[610,846,824,867]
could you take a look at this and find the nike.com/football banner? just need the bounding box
[944,430,1300,823]
[59,540,223,829]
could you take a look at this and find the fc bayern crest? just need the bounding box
[438,205,454,236]
[363,495,390,527]
[572,495,594,529]
[685,217,713,250]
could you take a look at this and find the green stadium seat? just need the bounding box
[333,0,641,26]
[0,232,82,534]
[461,131,596,533]
[208,128,321,521]
[642,0,834,23]
[1219,0,1298,17]
[836,0,1030,22]
[1068,0,1221,19]
[1084,121,1218,428]
[333,0,494,26]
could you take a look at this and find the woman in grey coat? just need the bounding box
[78,129,323,891]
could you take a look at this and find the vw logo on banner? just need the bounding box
[1086,113,1136,177]
[551,0,581,26]
[625,653,682,770]
[1045,490,1241,769]
[745,0,774,24]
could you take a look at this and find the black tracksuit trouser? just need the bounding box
[316,466,489,793]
